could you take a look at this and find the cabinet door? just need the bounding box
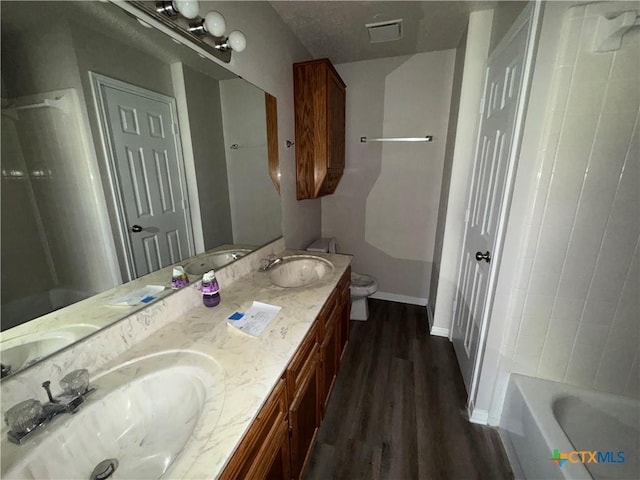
[327,69,345,170]
[293,59,346,199]
[320,309,339,416]
[263,422,291,480]
[338,267,351,361]
[289,349,321,479]
[220,379,289,480]
[247,407,291,480]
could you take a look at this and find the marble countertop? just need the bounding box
[0,243,258,375]
[2,249,351,479]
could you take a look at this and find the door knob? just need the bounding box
[130,225,143,233]
[475,251,491,263]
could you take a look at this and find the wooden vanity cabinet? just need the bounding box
[219,379,290,480]
[293,58,346,200]
[220,268,351,480]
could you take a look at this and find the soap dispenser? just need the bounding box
[201,270,221,308]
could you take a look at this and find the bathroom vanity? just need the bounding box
[221,265,351,479]
[0,239,352,480]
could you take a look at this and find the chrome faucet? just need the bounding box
[259,254,283,271]
[4,369,95,445]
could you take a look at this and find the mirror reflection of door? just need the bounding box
[92,73,194,279]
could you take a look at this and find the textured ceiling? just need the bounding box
[270,1,499,64]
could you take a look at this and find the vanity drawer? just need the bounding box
[318,289,339,334]
[286,321,319,396]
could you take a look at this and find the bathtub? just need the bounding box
[500,374,639,480]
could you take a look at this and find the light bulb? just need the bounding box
[172,0,199,19]
[228,30,247,52]
[204,11,226,36]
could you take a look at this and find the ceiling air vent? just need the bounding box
[366,19,403,43]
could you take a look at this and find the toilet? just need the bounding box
[307,238,378,321]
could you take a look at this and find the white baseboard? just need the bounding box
[370,291,428,306]
[430,326,450,337]
[468,407,489,425]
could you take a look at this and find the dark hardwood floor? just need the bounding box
[304,299,513,480]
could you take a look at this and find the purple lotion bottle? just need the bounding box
[201,270,220,307]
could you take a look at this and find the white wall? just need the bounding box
[220,78,282,246]
[474,1,640,424]
[505,2,639,395]
[322,51,455,303]
[200,2,317,249]
[429,30,467,321]
[180,64,234,250]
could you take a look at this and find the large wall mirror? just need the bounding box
[0,0,282,377]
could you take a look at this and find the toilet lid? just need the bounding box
[351,274,374,288]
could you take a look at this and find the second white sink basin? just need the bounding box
[1,351,225,480]
[269,255,334,288]
[185,248,252,275]
[0,324,101,376]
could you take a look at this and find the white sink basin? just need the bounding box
[1,351,225,479]
[269,256,334,288]
[0,324,100,375]
[184,248,252,275]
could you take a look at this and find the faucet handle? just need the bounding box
[4,399,44,434]
[1,363,12,378]
[60,369,90,396]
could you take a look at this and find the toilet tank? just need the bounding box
[307,237,336,253]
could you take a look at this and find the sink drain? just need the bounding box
[90,458,119,480]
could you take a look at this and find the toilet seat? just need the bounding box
[350,272,378,297]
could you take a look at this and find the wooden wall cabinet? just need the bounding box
[293,59,346,200]
[221,267,351,480]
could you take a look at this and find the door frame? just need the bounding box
[90,72,194,281]
[451,1,543,422]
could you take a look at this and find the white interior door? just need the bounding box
[452,8,535,394]
[93,74,193,279]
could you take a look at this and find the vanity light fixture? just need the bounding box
[154,1,247,53]
[127,1,245,61]
[214,30,247,53]
[188,10,226,37]
[188,11,247,52]
[156,0,200,19]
